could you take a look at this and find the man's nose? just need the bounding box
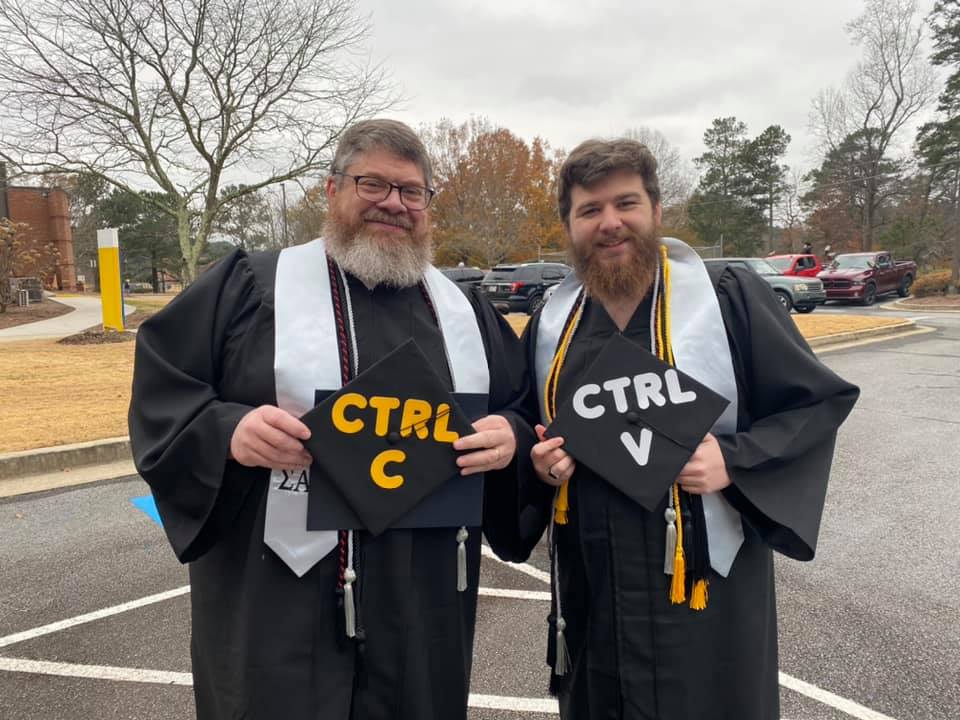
[376,186,407,213]
[598,205,622,232]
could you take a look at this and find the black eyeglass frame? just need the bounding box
[332,172,436,210]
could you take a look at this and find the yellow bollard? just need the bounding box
[97,228,124,332]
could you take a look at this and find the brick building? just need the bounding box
[0,165,77,291]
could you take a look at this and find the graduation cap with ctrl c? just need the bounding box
[300,339,483,536]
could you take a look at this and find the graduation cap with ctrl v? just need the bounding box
[544,333,729,511]
[301,339,483,536]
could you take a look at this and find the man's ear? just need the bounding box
[654,202,663,226]
[326,176,338,202]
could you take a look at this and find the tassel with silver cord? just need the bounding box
[456,526,469,592]
[343,530,357,638]
[664,505,677,575]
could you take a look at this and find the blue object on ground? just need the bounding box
[131,495,163,527]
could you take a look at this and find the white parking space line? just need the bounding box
[481,543,551,583]
[0,657,560,714]
[480,545,901,720]
[477,587,551,601]
[778,673,897,720]
[469,693,558,714]
[0,657,192,685]
[0,586,191,649]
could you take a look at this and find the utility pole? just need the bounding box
[281,183,289,248]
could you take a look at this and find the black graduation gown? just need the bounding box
[128,249,536,720]
[511,266,860,720]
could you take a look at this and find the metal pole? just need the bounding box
[281,183,289,248]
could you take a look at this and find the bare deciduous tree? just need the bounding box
[0,0,391,282]
[810,0,935,250]
[623,127,695,209]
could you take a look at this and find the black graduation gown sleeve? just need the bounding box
[711,265,860,561]
[480,305,556,562]
[128,249,264,563]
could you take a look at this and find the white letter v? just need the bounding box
[620,428,653,467]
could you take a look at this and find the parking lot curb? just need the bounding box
[0,436,132,481]
[882,299,960,313]
[807,319,917,349]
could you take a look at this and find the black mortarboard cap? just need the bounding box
[301,339,480,536]
[545,333,729,511]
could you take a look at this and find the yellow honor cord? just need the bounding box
[544,299,584,525]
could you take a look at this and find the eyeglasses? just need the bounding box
[333,172,435,210]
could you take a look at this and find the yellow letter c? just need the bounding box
[332,393,367,434]
[370,449,406,490]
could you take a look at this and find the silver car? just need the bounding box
[703,257,826,313]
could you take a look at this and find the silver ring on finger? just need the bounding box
[548,464,560,480]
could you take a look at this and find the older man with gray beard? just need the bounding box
[128,118,540,720]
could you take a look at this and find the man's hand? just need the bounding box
[531,424,576,488]
[676,433,731,494]
[453,414,517,476]
[229,405,313,470]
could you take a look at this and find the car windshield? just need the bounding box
[743,259,779,275]
[832,255,873,270]
[483,267,517,282]
[766,257,792,272]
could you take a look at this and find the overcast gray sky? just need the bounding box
[358,0,938,176]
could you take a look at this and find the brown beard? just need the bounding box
[569,227,661,304]
[324,202,433,288]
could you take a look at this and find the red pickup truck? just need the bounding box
[817,252,917,305]
[767,254,824,277]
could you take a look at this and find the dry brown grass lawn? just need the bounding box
[0,339,135,453]
[1,307,904,454]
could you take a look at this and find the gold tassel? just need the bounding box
[554,480,569,524]
[689,579,709,611]
[670,541,686,604]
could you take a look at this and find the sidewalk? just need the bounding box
[0,295,135,342]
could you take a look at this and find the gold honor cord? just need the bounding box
[543,294,585,525]
[657,244,707,610]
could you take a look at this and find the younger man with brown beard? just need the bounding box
[511,139,859,719]
[128,119,538,720]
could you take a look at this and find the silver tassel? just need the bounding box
[456,527,469,592]
[664,506,677,575]
[343,568,357,638]
[555,616,570,676]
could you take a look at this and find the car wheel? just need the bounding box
[527,293,544,315]
[861,283,877,306]
[897,276,913,298]
[795,305,815,313]
[774,290,792,312]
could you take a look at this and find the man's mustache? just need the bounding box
[363,210,412,230]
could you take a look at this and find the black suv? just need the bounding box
[439,266,485,289]
[481,262,572,314]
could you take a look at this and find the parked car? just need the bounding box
[481,262,572,314]
[766,253,824,277]
[703,257,826,313]
[817,251,917,305]
[439,266,485,289]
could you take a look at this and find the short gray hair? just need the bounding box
[331,118,433,188]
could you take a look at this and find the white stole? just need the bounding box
[534,237,744,577]
[265,238,490,577]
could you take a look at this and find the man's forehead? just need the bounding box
[345,148,425,184]
[572,170,650,203]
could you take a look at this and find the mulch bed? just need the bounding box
[0,299,73,330]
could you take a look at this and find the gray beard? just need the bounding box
[323,224,432,289]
